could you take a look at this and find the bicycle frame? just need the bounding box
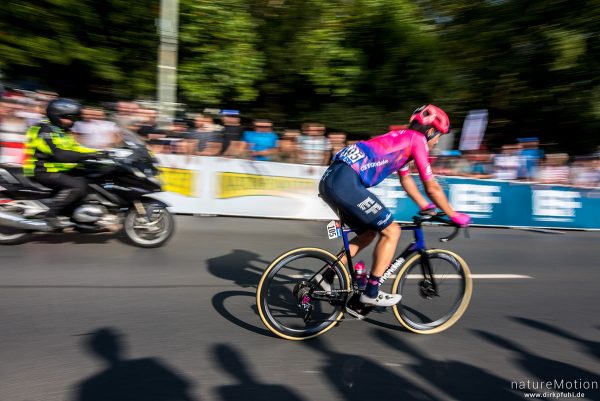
[315,220,438,296]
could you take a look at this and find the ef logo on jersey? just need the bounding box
[337,145,365,164]
[357,197,383,215]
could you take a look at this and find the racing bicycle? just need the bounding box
[256,212,472,340]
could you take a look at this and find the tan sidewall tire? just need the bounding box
[256,247,351,341]
[391,249,472,334]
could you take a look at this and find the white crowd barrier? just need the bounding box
[155,154,337,220]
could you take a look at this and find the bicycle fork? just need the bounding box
[417,250,439,298]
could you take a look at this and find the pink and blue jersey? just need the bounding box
[333,129,433,187]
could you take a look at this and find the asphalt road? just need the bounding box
[1,216,599,401]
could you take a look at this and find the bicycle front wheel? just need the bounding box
[256,247,351,340]
[391,249,472,334]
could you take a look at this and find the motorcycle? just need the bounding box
[0,133,175,248]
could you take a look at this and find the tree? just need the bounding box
[0,0,158,99]
[178,0,264,106]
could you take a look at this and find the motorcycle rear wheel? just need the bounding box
[0,226,31,245]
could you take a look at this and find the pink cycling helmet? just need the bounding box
[409,104,450,135]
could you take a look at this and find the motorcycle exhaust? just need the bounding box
[0,211,53,232]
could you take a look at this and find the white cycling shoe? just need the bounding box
[360,291,402,307]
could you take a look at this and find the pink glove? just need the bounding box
[451,212,472,227]
[420,203,436,212]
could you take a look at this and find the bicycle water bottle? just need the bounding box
[354,261,368,290]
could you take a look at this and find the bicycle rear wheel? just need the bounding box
[256,247,351,340]
[391,249,472,334]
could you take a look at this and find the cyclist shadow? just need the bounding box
[374,329,524,401]
[212,343,306,401]
[362,307,419,333]
[71,327,198,401]
[207,249,276,338]
[206,249,270,288]
[304,337,439,401]
[211,290,276,338]
[474,330,600,400]
[512,317,600,362]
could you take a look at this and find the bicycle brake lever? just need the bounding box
[439,226,460,242]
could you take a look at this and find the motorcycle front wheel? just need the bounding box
[123,203,175,248]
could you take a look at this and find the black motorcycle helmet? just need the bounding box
[46,98,82,129]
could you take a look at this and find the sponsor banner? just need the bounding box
[155,155,600,230]
[387,176,599,230]
[217,172,314,199]
[459,109,488,151]
[158,167,196,197]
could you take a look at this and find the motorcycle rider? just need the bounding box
[23,98,100,226]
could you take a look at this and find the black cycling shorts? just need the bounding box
[319,162,394,234]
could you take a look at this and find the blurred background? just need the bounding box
[1,3,600,401]
[0,0,598,185]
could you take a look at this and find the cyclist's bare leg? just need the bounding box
[371,223,402,277]
[339,230,377,266]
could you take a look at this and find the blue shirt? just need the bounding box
[242,131,278,161]
[519,148,544,178]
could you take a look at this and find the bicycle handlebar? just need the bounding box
[413,211,469,243]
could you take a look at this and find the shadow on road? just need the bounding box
[213,343,305,401]
[21,232,118,245]
[363,314,410,333]
[375,329,524,401]
[512,317,600,362]
[206,249,270,288]
[303,336,438,401]
[475,330,600,401]
[211,290,275,338]
[72,327,198,401]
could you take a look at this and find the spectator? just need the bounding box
[168,118,192,154]
[298,123,331,165]
[136,109,159,139]
[464,149,494,178]
[72,107,119,149]
[276,129,300,164]
[14,98,44,127]
[517,137,544,180]
[187,115,224,156]
[493,144,521,180]
[0,98,27,137]
[241,119,279,161]
[570,157,599,188]
[114,101,140,128]
[327,132,347,163]
[220,110,244,157]
[432,150,465,176]
[537,153,570,185]
[147,138,169,155]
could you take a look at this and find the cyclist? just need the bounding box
[23,98,99,226]
[318,105,471,314]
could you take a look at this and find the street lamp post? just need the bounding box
[157,0,179,124]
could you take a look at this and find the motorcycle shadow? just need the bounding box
[26,231,123,245]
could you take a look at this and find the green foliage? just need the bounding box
[178,0,264,105]
[0,0,158,98]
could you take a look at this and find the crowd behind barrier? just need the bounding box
[0,89,599,189]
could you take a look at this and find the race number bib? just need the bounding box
[336,145,365,164]
[326,220,342,239]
